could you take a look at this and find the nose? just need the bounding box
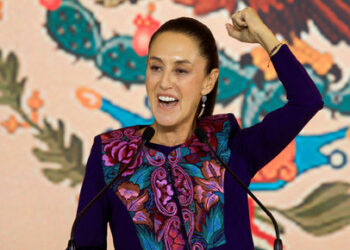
[159,69,174,90]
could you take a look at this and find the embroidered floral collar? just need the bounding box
[100,113,235,249]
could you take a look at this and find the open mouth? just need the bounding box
[158,95,179,108]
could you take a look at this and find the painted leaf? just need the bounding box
[33,118,85,186]
[42,169,66,183]
[276,182,350,236]
[254,206,285,234]
[0,50,25,109]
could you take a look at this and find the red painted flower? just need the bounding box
[132,14,160,56]
[173,0,236,15]
[39,0,62,11]
[102,138,143,176]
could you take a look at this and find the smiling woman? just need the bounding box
[73,9,324,250]
[145,30,219,146]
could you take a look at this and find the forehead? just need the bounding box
[148,32,203,62]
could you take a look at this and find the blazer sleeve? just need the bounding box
[230,44,324,178]
[74,135,109,250]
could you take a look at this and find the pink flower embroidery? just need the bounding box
[156,179,174,206]
[194,160,225,211]
[102,138,143,177]
[117,181,140,201]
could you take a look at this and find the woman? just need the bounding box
[74,7,323,249]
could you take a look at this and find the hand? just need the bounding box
[225,7,281,55]
[225,7,269,44]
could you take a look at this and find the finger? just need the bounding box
[234,17,248,28]
[232,10,248,28]
[225,23,242,39]
[233,21,244,31]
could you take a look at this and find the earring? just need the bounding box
[198,95,207,118]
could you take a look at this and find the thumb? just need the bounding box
[225,23,241,40]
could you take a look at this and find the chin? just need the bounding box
[154,115,180,128]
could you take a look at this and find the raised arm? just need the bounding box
[225,7,324,177]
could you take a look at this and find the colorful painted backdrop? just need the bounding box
[1,0,350,249]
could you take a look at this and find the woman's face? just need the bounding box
[146,31,216,129]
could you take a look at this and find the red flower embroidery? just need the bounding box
[185,116,226,163]
[101,130,123,142]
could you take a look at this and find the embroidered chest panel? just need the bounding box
[101,114,232,249]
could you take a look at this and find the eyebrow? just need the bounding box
[148,56,191,64]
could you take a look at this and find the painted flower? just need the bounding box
[102,138,143,176]
[194,160,225,211]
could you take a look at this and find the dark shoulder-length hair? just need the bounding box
[147,17,219,118]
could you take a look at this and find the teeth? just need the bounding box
[158,96,177,102]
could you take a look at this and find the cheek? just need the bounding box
[182,77,203,100]
[145,75,155,94]
[145,73,159,91]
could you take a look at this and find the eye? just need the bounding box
[175,68,188,74]
[150,65,161,71]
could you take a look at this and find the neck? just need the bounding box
[150,119,197,147]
